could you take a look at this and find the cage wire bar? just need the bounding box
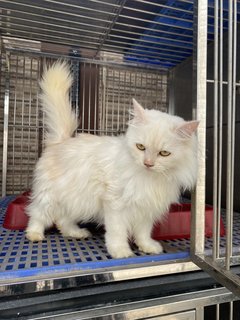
[1,51,10,197]
[192,0,240,298]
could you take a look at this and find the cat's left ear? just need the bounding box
[175,120,199,139]
[132,98,147,123]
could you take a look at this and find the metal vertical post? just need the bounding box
[216,304,220,320]
[105,66,109,135]
[226,0,234,271]
[71,59,80,135]
[217,0,224,261]
[2,51,10,197]
[191,0,208,255]
[196,306,204,320]
[123,70,126,130]
[88,63,92,133]
[94,64,97,135]
[20,55,26,193]
[229,301,233,320]
[167,70,175,115]
[81,62,86,133]
[111,68,115,135]
[27,58,33,189]
[12,55,19,194]
[100,66,107,134]
[213,0,219,260]
[117,70,120,132]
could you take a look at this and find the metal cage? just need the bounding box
[0,0,240,319]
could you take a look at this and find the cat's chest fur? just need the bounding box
[118,169,179,216]
[101,149,180,218]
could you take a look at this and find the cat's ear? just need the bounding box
[132,98,146,123]
[175,120,199,139]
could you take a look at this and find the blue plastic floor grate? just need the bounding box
[0,196,239,280]
[0,196,190,279]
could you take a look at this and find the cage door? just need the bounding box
[191,0,240,297]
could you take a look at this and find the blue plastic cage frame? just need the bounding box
[124,0,240,68]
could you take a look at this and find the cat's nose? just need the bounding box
[144,160,154,168]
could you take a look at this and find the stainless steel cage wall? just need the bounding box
[0,51,168,195]
[0,0,240,317]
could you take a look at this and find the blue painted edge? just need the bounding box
[0,251,190,279]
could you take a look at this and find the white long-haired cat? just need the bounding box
[26,61,199,259]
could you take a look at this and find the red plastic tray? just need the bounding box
[3,193,225,240]
[152,203,225,240]
[3,192,30,230]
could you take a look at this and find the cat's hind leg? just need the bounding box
[57,219,91,239]
[26,205,53,242]
[26,192,59,241]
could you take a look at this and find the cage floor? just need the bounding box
[0,196,238,280]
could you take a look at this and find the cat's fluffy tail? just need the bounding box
[40,61,78,145]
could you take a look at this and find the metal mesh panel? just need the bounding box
[0,49,168,196]
[7,54,41,194]
[98,62,168,135]
[0,1,234,69]
[0,52,42,195]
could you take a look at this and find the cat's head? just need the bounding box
[126,99,199,187]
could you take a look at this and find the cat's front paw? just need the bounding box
[107,245,134,259]
[137,240,163,255]
[26,231,44,242]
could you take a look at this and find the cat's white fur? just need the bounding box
[26,61,199,259]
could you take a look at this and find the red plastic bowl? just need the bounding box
[152,203,225,240]
[3,192,30,230]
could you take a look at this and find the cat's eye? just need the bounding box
[136,143,145,151]
[159,150,171,157]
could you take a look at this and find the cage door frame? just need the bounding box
[191,0,240,297]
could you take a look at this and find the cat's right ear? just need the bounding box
[132,98,147,124]
[175,120,199,139]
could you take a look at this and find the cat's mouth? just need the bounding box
[144,165,154,170]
